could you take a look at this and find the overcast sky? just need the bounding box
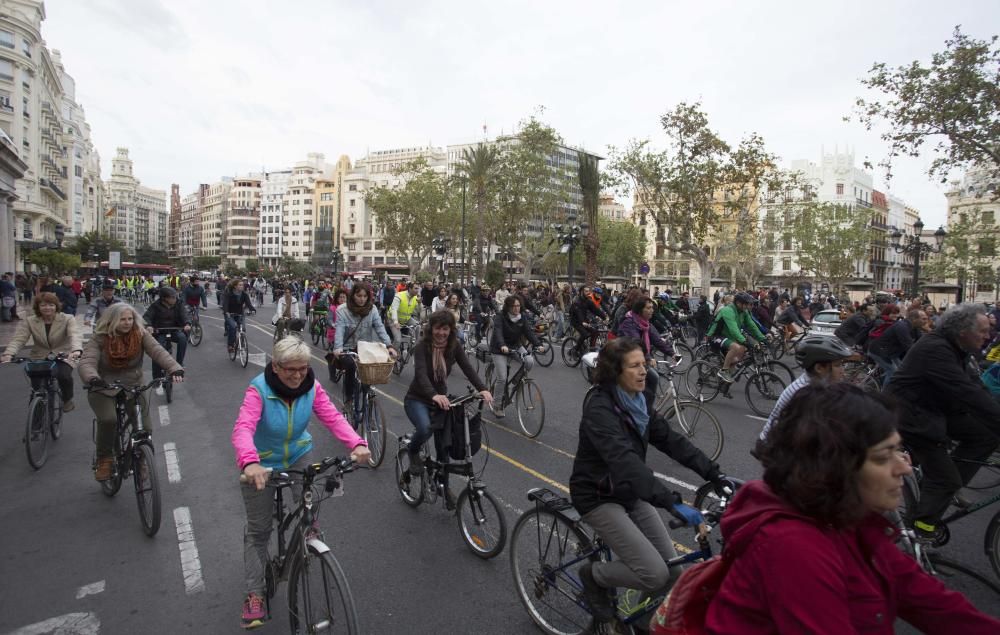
[41,0,999,226]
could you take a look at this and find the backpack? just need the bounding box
[649,554,734,634]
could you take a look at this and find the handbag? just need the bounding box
[2,296,14,308]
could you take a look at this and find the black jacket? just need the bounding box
[569,296,607,328]
[489,312,540,353]
[143,300,190,330]
[54,284,78,315]
[885,331,1000,442]
[404,339,487,405]
[223,291,255,315]
[835,312,870,346]
[570,383,720,515]
[868,318,917,361]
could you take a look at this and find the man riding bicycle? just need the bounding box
[223,279,256,354]
[272,286,303,340]
[569,285,608,358]
[181,276,208,317]
[706,291,766,383]
[85,281,121,327]
[388,281,421,349]
[142,286,191,379]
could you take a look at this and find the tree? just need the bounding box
[457,143,500,278]
[244,258,260,273]
[66,231,127,261]
[854,27,1000,194]
[922,207,998,297]
[193,256,221,271]
[366,158,457,275]
[277,257,315,281]
[134,244,169,264]
[781,202,874,293]
[596,217,645,279]
[483,260,506,289]
[578,153,602,285]
[29,249,81,275]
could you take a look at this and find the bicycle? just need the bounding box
[310,311,329,347]
[274,316,305,344]
[149,326,186,403]
[340,352,388,468]
[686,343,786,417]
[533,320,555,368]
[842,354,885,393]
[394,389,507,559]
[509,481,738,635]
[87,377,169,536]
[239,457,360,634]
[651,359,724,461]
[11,353,68,469]
[561,323,609,368]
[185,304,204,347]
[392,318,422,376]
[484,348,545,438]
[227,311,250,368]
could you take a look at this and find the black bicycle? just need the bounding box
[240,457,360,634]
[12,353,68,469]
[185,304,204,347]
[87,377,172,536]
[150,327,186,403]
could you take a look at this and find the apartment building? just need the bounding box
[104,147,167,255]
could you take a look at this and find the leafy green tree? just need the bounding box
[134,244,169,264]
[922,207,997,297]
[781,203,874,293]
[29,249,81,275]
[578,153,601,285]
[193,256,221,271]
[244,259,260,273]
[596,217,646,278]
[854,27,1000,193]
[67,231,127,261]
[277,257,315,281]
[457,143,500,278]
[483,260,506,289]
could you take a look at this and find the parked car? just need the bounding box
[809,309,842,336]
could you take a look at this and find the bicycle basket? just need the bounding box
[24,360,57,378]
[357,360,393,385]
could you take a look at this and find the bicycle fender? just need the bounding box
[306,537,331,555]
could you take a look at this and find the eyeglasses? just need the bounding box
[277,363,310,375]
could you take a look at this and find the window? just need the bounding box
[349,184,357,191]
[782,258,791,271]
[21,38,30,58]
[982,210,995,225]
[836,183,844,196]
[349,224,355,234]
[0,31,13,49]
[0,59,13,81]
[349,199,356,207]
[782,236,792,251]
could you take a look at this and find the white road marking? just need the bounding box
[75,580,106,599]
[746,414,767,422]
[158,404,171,427]
[173,507,205,594]
[653,471,698,492]
[154,386,164,397]
[248,352,267,367]
[163,443,181,483]
[9,612,100,634]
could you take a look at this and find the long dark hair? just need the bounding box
[347,282,374,317]
[421,310,458,350]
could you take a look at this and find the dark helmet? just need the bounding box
[795,335,853,369]
[101,280,116,290]
[734,292,755,306]
[158,286,178,299]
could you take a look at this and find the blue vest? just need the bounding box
[249,373,316,469]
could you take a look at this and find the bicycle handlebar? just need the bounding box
[238,456,357,486]
[85,376,171,393]
[8,352,71,364]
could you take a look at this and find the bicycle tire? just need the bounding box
[395,444,425,507]
[516,379,545,438]
[745,371,785,417]
[100,425,125,497]
[365,396,387,468]
[510,507,595,635]
[311,322,322,346]
[536,337,555,367]
[766,360,796,386]
[24,395,48,469]
[670,342,694,376]
[189,323,203,347]
[665,400,723,461]
[927,555,1000,616]
[49,387,63,440]
[685,360,721,402]
[239,334,249,368]
[288,543,360,634]
[229,337,238,361]
[133,443,161,536]
[901,472,920,526]
[561,337,582,367]
[456,486,507,559]
[985,510,1000,581]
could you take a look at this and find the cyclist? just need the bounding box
[571,337,729,628]
[2,292,83,411]
[388,281,421,349]
[232,336,370,630]
[402,310,492,506]
[78,304,183,481]
[835,302,874,347]
[617,295,681,383]
[759,334,854,440]
[84,281,121,327]
[569,285,609,359]
[868,307,926,387]
[223,279,256,354]
[706,291,766,383]
[774,295,808,339]
[885,303,1000,542]
[430,286,449,313]
[705,384,1000,633]
[309,284,331,334]
[489,295,543,417]
[329,282,397,419]
[181,276,208,318]
[326,288,347,350]
[271,285,302,341]
[142,286,191,380]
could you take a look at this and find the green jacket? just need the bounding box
[707,303,764,345]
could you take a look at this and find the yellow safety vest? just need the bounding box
[397,292,419,323]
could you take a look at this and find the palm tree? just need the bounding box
[459,144,499,279]
[578,152,601,285]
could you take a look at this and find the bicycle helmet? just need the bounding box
[795,334,853,369]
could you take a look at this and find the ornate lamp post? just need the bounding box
[431,232,451,284]
[890,218,946,299]
[551,213,589,287]
[329,248,342,277]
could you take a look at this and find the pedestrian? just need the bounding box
[0,273,16,322]
[54,276,79,316]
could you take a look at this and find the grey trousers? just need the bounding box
[241,453,312,595]
[582,501,681,594]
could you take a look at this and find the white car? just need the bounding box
[809,309,842,336]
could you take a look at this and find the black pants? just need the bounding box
[333,354,360,412]
[906,415,1000,526]
[573,324,597,353]
[30,360,75,402]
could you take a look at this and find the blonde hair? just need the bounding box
[272,336,311,366]
[94,303,145,337]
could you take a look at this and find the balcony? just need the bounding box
[856,198,872,209]
[870,221,889,230]
[39,177,66,201]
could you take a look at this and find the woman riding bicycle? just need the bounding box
[616,296,679,394]
[705,384,1000,633]
[328,282,397,412]
[402,310,493,507]
[327,288,348,350]
[223,279,256,354]
[232,337,370,630]
[77,304,183,481]
[570,337,729,629]
[2,291,83,411]
[489,295,542,418]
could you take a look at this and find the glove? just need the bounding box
[669,502,704,527]
[88,378,108,389]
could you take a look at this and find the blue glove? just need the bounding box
[670,502,704,527]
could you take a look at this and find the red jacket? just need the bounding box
[706,480,1000,634]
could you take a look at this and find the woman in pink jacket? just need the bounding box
[231,336,369,630]
[705,383,1000,633]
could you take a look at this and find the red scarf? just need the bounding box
[628,311,651,354]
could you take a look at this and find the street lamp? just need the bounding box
[889,218,947,299]
[551,213,589,287]
[329,248,342,277]
[431,232,451,284]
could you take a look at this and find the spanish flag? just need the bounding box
[105,205,116,217]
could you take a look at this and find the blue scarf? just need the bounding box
[615,385,649,437]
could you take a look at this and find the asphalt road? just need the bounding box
[0,297,997,634]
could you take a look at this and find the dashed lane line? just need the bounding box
[158,404,171,427]
[75,580,105,599]
[173,507,205,595]
[9,613,100,635]
[163,442,181,483]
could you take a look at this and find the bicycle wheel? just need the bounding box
[745,371,785,417]
[766,361,796,386]
[49,388,63,440]
[311,322,322,346]
[685,360,721,402]
[456,486,507,559]
[671,342,694,376]
[986,512,1000,581]
[100,428,125,497]
[535,337,555,368]
[364,396,387,468]
[288,544,360,634]
[561,337,581,367]
[928,555,1000,617]
[239,333,249,368]
[395,444,425,507]
[516,379,545,438]
[133,443,161,536]
[24,395,48,469]
[229,337,238,361]
[510,507,594,635]
[664,400,723,461]
[189,322,203,347]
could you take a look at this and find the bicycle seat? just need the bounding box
[527,487,582,525]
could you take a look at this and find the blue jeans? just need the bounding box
[153,332,187,378]
[225,314,243,347]
[404,398,447,475]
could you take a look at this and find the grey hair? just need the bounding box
[93,303,145,336]
[937,303,986,341]
[272,336,311,366]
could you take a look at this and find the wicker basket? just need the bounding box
[357,360,394,386]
